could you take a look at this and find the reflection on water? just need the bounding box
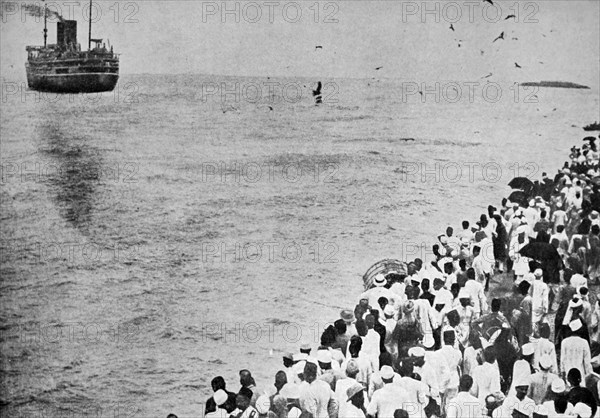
[36,120,101,232]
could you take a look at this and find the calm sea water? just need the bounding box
[1,74,599,417]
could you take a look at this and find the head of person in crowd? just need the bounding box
[320,325,336,348]
[380,351,393,369]
[407,262,417,276]
[303,362,318,384]
[522,343,535,363]
[283,353,294,369]
[450,283,460,300]
[484,346,496,364]
[348,336,362,358]
[414,258,423,271]
[462,220,470,231]
[443,261,454,275]
[239,370,256,388]
[539,323,551,340]
[529,260,539,274]
[518,280,531,297]
[333,319,347,336]
[347,383,365,411]
[393,410,409,418]
[300,344,311,356]
[317,350,332,371]
[485,395,498,415]
[514,381,530,401]
[408,347,426,367]
[554,397,568,415]
[378,297,389,312]
[491,298,501,313]
[446,226,454,237]
[458,290,471,308]
[346,359,359,379]
[380,365,395,385]
[433,277,444,292]
[421,278,431,294]
[274,371,287,393]
[236,387,254,411]
[557,224,565,234]
[473,246,481,258]
[212,376,227,392]
[404,284,415,300]
[592,224,600,236]
[432,244,441,259]
[443,330,456,347]
[567,368,583,388]
[466,267,476,281]
[459,375,474,393]
[356,318,368,337]
[459,258,467,271]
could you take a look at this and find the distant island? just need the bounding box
[521,81,590,89]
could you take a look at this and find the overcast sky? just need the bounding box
[1,0,598,87]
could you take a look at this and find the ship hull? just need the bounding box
[26,71,119,93]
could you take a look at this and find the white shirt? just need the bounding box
[446,391,486,418]
[560,335,593,378]
[463,280,487,315]
[470,362,501,401]
[366,383,411,418]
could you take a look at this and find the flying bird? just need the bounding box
[450,23,455,31]
[493,32,504,42]
[375,66,383,70]
[268,105,274,111]
[315,46,323,49]
[515,62,522,68]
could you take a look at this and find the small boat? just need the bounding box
[25,0,119,93]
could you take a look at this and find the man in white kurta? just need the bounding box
[366,366,411,418]
[446,375,486,418]
[560,321,593,379]
[531,269,549,328]
[470,347,501,402]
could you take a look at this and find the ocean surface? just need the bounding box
[1,74,599,417]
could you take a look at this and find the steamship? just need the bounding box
[26,3,119,93]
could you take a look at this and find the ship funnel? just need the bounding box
[57,20,77,46]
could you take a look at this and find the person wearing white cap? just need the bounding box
[206,390,232,418]
[507,343,536,398]
[494,374,535,418]
[527,355,559,405]
[255,395,274,418]
[366,365,411,418]
[533,323,558,375]
[446,375,486,418]
[531,268,549,333]
[359,274,395,315]
[436,330,462,404]
[335,360,367,409]
[471,346,501,402]
[455,289,474,347]
[409,346,441,416]
[541,379,575,417]
[560,319,593,379]
[472,245,493,292]
[423,333,451,410]
[367,363,400,399]
[463,267,487,319]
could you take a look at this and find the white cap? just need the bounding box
[256,395,271,414]
[383,304,396,317]
[408,346,426,357]
[539,355,553,370]
[551,379,566,393]
[572,402,592,418]
[380,365,394,380]
[214,389,228,407]
[423,333,435,349]
[522,343,535,356]
[569,319,583,332]
[316,350,332,364]
[534,269,543,278]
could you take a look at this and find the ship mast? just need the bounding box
[88,0,92,50]
[43,0,47,47]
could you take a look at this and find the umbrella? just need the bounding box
[519,242,561,262]
[363,259,407,290]
[508,190,529,206]
[508,177,534,191]
[520,242,564,283]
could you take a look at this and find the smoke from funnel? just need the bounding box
[22,3,64,22]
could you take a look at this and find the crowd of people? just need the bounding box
[169,134,600,418]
